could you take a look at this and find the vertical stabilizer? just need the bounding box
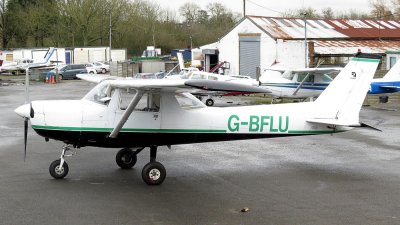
[310,53,380,126]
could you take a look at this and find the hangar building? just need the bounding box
[198,15,400,78]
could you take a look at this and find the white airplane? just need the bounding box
[261,59,400,100]
[1,47,56,74]
[259,67,342,100]
[15,53,380,185]
[166,70,258,106]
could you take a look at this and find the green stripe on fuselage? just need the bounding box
[32,125,227,133]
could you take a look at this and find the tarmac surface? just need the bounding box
[0,80,400,225]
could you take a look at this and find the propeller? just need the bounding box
[16,63,46,161]
[23,67,34,161]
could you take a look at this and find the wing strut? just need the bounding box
[108,90,144,138]
[292,73,310,96]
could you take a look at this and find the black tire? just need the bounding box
[59,75,63,80]
[142,162,166,185]
[205,99,214,106]
[89,71,94,74]
[116,148,137,169]
[49,159,69,179]
[102,68,106,74]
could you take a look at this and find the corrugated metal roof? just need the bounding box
[312,40,400,55]
[248,15,400,40]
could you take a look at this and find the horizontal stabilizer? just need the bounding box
[352,123,382,132]
[306,118,358,126]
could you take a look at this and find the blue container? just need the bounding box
[171,49,191,61]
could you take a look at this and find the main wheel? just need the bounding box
[102,68,106,74]
[116,148,137,169]
[49,159,69,179]
[59,75,63,80]
[205,98,214,106]
[142,162,166,185]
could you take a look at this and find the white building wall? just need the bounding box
[74,47,126,63]
[206,18,309,74]
[111,49,126,62]
[276,40,306,68]
[217,19,266,75]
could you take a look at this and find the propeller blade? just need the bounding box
[24,118,28,162]
[30,103,34,118]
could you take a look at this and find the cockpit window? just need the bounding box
[175,93,205,109]
[83,82,113,105]
[282,71,294,80]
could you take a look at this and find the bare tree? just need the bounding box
[370,0,394,19]
[179,2,201,23]
[321,7,335,19]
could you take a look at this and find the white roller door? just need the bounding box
[239,35,260,78]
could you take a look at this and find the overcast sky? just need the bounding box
[152,0,372,17]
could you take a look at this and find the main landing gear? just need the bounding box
[49,145,166,185]
[115,146,166,185]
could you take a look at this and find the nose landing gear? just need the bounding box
[49,144,75,179]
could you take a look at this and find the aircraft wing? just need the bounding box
[107,79,271,94]
[77,74,120,83]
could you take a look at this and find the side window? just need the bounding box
[297,73,314,83]
[208,76,218,80]
[119,89,160,112]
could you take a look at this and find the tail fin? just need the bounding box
[308,53,380,126]
[382,60,400,81]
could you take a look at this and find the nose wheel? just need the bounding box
[49,144,74,179]
[49,159,69,179]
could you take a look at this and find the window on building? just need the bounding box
[390,56,397,69]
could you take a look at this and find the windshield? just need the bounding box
[83,82,113,105]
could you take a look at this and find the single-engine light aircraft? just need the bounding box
[259,67,342,100]
[260,58,400,101]
[15,53,380,185]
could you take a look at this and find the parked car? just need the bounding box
[91,62,110,74]
[49,64,96,80]
[133,73,157,79]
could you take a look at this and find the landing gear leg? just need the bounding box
[141,146,166,185]
[49,144,75,179]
